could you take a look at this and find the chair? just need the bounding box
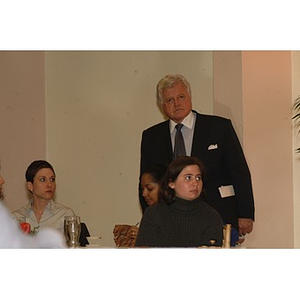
[223,224,232,248]
[79,222,90,247]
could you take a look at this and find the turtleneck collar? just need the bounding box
[171,196,201,213]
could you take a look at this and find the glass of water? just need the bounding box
[64,216,81,248]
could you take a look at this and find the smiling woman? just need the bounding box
[11,160,76,235]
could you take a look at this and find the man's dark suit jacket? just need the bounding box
[139,111,255,230]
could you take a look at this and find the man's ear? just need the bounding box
[27,182,33,193]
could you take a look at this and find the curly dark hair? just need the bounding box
[158,156,206,205]
[142,163,168,185]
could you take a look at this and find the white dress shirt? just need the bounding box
[12,199,75,235]
[169,111,196,156]
[0,201,65,248]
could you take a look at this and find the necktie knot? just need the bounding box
[175,123,184,131]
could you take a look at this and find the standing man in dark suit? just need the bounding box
[139,74,254,237]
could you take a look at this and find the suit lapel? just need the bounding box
[160,120,173,162]
[191,112,211,157]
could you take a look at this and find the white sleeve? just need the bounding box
[0,202,66,249]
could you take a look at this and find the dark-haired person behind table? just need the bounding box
[114,164,167,247]
[135,156,224,247]
[0,170,65,248]
[12,160,75,235]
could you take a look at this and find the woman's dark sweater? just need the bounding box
[135,196,224,247]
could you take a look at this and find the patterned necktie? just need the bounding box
[174,123,186,159]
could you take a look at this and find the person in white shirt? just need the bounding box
[12,160,75,235]
[0,172,65,248]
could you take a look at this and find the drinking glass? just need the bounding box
[64,216,81,248]
[64,216,70,245]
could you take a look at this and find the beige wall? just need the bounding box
[292,51,300,247]
[213,51,294,248]
[0,51,298,248]
[242,52,293,248]
[213,51,244,142]
[0,51,46,211]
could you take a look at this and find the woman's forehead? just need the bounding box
[141,173,154,183]
[35,168,55,177]
[180,164,201,174]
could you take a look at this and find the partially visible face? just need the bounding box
[0,174,5,200]
[27,168,56,202]
[169,164,203,201]
[161,82,192,123]
[141,173,160,206]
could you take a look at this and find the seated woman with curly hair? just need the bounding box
[113,164,167,247]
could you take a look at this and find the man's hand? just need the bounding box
[238,218,253,235]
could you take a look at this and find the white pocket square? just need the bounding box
[208,144,218,150]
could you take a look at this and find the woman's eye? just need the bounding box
[39,177,45,182]
[196,175,202,181]
[185,175,191,180]
[50,177,56,182]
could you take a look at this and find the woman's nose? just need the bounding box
[191,178,198,186]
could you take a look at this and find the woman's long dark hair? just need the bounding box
[158,156,206,205]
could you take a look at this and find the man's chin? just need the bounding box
[171,112,189,122]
